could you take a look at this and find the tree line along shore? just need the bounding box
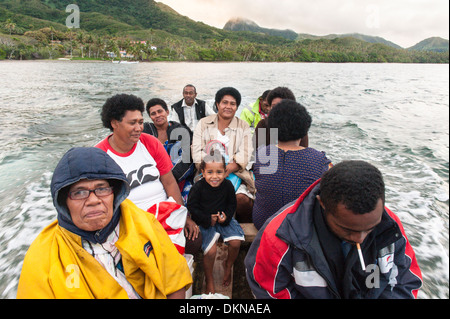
[1,24,448,63]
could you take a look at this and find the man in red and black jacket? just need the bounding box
[245,160,423,299]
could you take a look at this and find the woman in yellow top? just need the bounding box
[17,147,192,299]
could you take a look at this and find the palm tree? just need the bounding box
[128,42,141,61]
[47,26,55,59]
[77,31,85,58]
[165,38,175,60]
[149,28,154,45]
[145,44,157,61]
[5,19,16,35]
[212,39,223,60]
[173,39,183,60]
[106,38,119,60]
[222,39,231,51]
[95,36,104,59]
[65,28,75,58]
[238,43,255,61]
[49,26,55,43]
[86,34,94,58]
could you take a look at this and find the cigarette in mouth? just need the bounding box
[356,243,366,271]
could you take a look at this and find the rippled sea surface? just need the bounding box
[0,61,448,298]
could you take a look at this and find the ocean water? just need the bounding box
[0,61,448,299]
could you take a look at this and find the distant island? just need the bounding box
[1,0,448,63]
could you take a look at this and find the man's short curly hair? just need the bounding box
[267,87,296,106]
[101,94,144,131]
[268,99,312,141]
[320,160,385,215]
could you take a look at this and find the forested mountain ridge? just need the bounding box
[224,17,402,49]
[223,16,449,52]
[0,0,448,63]
[0,0,289,44]
[408,37,449,53]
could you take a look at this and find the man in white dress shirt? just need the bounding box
[170,84,215,131]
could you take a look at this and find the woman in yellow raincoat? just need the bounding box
[17,147,192,299]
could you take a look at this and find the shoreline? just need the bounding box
[0,59,448,65]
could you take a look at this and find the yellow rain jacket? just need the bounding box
[17,199,192,299]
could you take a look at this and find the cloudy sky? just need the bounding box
[157,0,449,48]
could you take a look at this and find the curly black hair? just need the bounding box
[267,87,296,106]
[268,99,312,142]
[146,98,168,115]
[215,87,241,107]
[101,94,144,131]
[320,160,385,215]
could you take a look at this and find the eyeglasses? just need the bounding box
[68,187,114,200]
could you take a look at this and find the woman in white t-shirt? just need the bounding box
[96,94,200,254]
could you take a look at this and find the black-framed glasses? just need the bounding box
[68,187,114,200]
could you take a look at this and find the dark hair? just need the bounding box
[268,100,311,142]
[215,87,241,107]
[261,90,271,100]
[199,152,226,172]
[320,161,385,215]
[101,94,144,131]
[183,84,197,93]
[267,87,296,106]
[146,98,168,115]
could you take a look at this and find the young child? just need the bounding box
[187,153,245,294]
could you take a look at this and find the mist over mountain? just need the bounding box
[224,17,298,41]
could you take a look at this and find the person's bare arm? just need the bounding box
[160,171,184,206]
[167,287,186,299]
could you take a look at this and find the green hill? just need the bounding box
[408,37,449,53]
[0,0,289,44]
[0,0,211,37]
[224,17,403,49]
[0,0,448,63]
[318,33,402,49]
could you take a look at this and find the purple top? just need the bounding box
[252,146,331,229]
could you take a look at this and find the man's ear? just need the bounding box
[316,195,326,210]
